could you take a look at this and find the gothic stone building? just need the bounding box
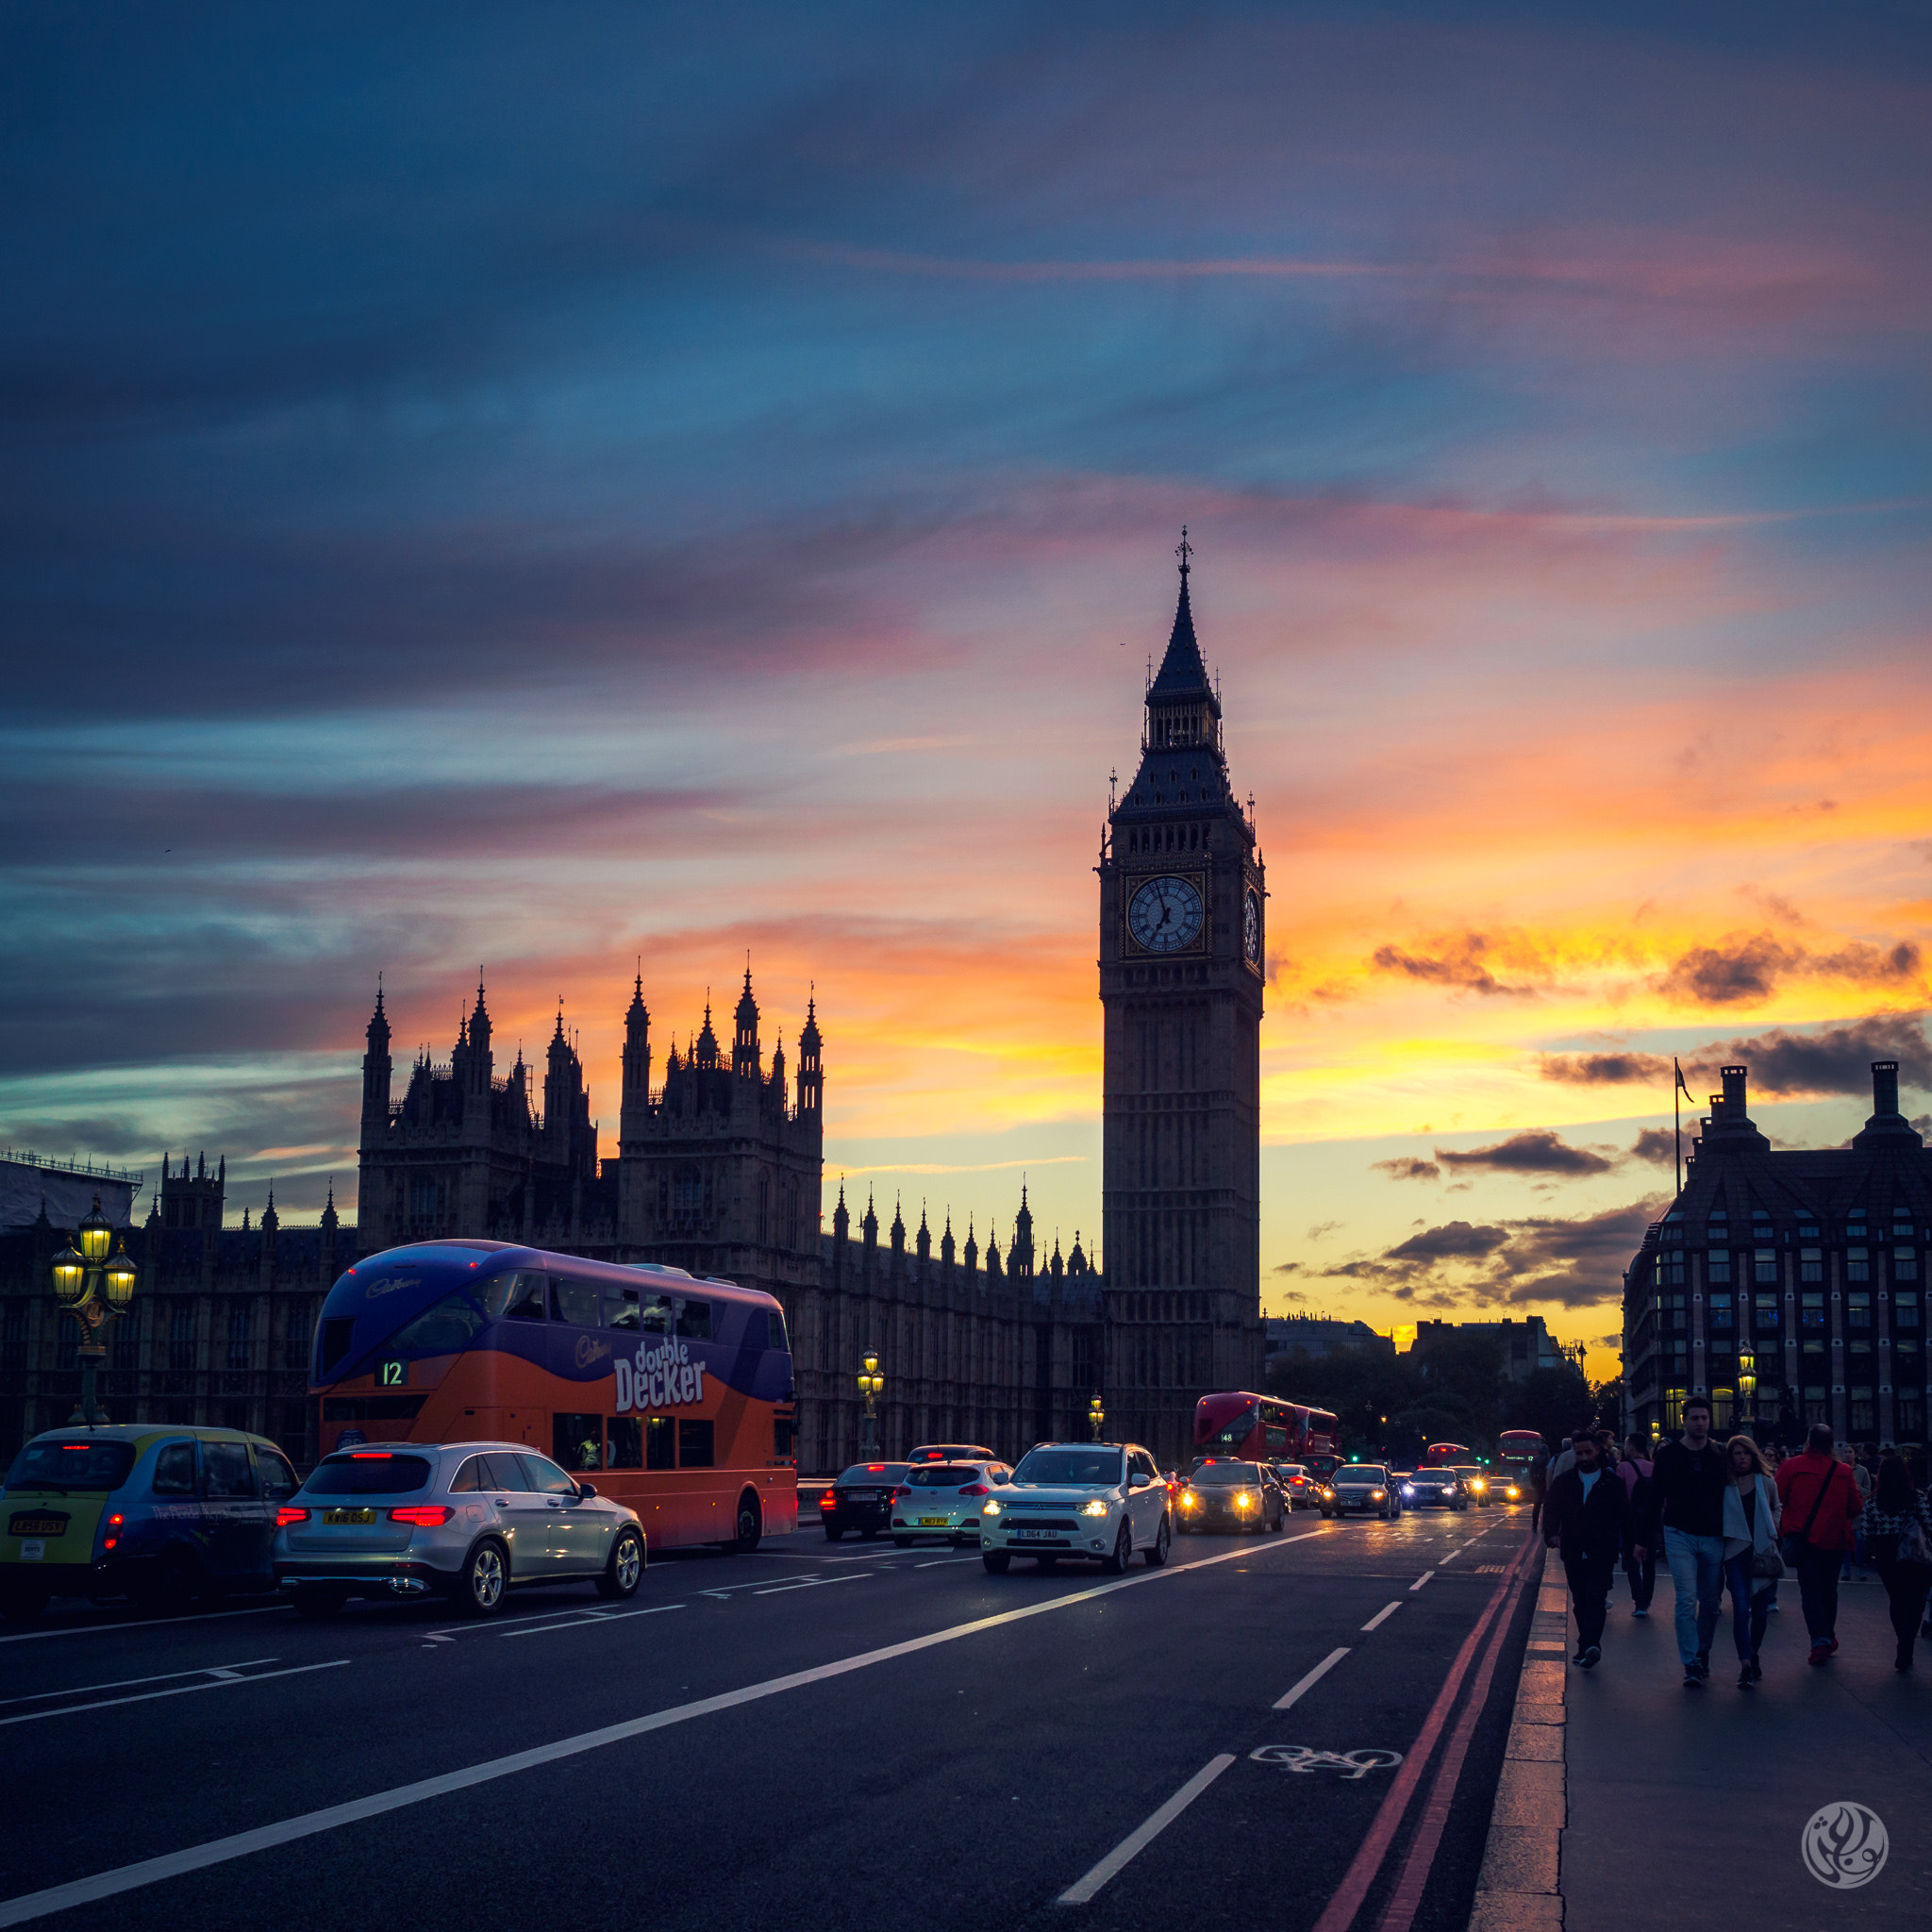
[1623,1061,1930,1447]
[0,1155,339,1465]
[1098,537,1267,1455]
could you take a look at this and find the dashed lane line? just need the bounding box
[1409,1572,1435,1592]
[1057,1755,1239,1906]
[0,1528,1331,1926]
[0,1603,288,1645]
[0,1659,350,1727]
[0,1658,279,1708]
[1273,1646,1351,1711]
[500,1607,684,1638]
[1360,1602,1404,1633]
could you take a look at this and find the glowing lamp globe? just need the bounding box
[77,1195,113,1265]
[104,1244,139,1310]
[51,1243,87,1306]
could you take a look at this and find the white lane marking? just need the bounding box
[500,1607,683,1638]
[0,1527,1328,1925]
[424,1601,610,1638]
[1273,1647,1352,1711]
[914,1557,983,1568]
[0,1659,349,1727]
[1436,1550,1459,1565]
[752,1575,865,1595]
[1057,1755,1238,1905]
[0,1604,287,1646]
[0,1658,282,1707]
[1360,1602,1404,1633]
[1409,1572,1435,1592]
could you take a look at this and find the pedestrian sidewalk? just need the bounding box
[1472,1548,1931,1932]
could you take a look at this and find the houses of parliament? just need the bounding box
[0,546,1264,1470]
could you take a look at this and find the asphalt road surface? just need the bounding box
[1,1505,1541,1932]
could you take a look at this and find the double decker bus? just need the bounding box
[1422,1441,1475,1469]
[1494,1428,1547,1502]
[309,1241,796,1552]
[1193,1392,1340,1474]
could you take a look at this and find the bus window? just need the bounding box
[607,1285,641,1331]
[646,1417,675,1471]
[675,1300,712,1341]
[774,1416,794,1457]
[608,1416,643,1469]
[555,1414,603,1472]
[639,1295,672,1335]
[767,1308,790,1351]
[551,1277,602,1328]
[678,1419,715,1468]
[483,1274,548,1322]
[390,1291,488,1355]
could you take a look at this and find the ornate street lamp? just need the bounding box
[47,1194,138,1426]
[857,1351,884,1458]
[1737,1349,1757,1439]
[1088,1393,1105,1441]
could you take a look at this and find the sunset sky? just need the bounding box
[5,3,1930,1357]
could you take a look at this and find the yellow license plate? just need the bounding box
[324,1507,379,1525]
[918,1517,950,1527]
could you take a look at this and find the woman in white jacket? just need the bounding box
[1722,1435,1782,1688]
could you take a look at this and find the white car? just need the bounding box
[891,1459,1012,1547]
[979,1442,1171,1574]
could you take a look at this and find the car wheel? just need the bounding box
[291,1586,348,1621]
[0,1582,50,1624]
[596,1528,644,1600]
[982,1550,1010,1574]
[1101,1522,1133,1575]
[1143,1514,1171,1568]
[728,1491,761,1555]
[455,1539,508,1618]
[824,1524,844,1542]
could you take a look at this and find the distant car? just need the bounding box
[821,1462,910,1541]
[1270,1461,1321,1510]
[1400,1470,1468,1511]
[1321,1464,1400,1520]
[1,1424,301,1623]
[891,1460,1010,1546]
[979,1442,1170,1574]
[1450,1465,1492,1507]
[906,1443,999,1466]
[1179,1459,1286,1534]
[273,1441,643,1619]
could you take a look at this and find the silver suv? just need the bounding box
[272,1441,644,1619]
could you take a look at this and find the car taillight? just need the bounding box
[103,1510,125,1551]
[891,1486,913,1501]
[959,1483,990,1496]
[275,1506,309,1528]
[821,1493,837,1507]
[390,1506,452,1527]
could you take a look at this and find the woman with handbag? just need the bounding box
[1720,1435,1782,1688]
[1862,1453,1932,1672]
[1775,1422,1863,1664]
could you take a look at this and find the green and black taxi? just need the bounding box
[1,1424,300,1623]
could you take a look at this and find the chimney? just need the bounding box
[1872,1060,1901,1119]
[1721,1066,1748,1117]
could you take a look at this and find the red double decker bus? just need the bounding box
[1423,1441,1475,1469]
[1193,1392,1339,1473]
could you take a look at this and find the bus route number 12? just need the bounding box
[377,1359,408,1388]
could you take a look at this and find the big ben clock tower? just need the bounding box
[1098,533,1264,1463]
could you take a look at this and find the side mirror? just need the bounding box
[1128,1471,1150,1490]
[576,1482,597,1501]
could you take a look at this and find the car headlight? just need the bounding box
[1372,1490,1386,1500]
[1081,1499,1108,1518]
[983,1500,1002,1517]
[1235,1491,1254,1508]
[1401,1484,1415,1495]
[1320,1487,1334,1498]
[1182,1491,1199,1508]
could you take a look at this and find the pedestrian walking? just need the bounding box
[1720,1436,1781,1688]
[1542,1427,1630,1669]
[1529,1440,1551,1534]
[1619,1433,1657,1615]
[1841,1447,1874,1582]
[1650,1396,1730,1688]
[1862,1453,1932,1672]
[1774,1423,1864,1665]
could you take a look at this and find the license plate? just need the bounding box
[18,1541,44,1561]
[1013,1528,1058,1541]
[918,1516,950,1527]
[324,1507,379,1525]
[9,1515,66,1537]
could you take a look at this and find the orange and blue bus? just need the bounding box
[310,1241,796,1552]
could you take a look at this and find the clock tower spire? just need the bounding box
[1097,533,1265,1464]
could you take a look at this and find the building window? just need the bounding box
[1708,1292,1734,1332]
[169,1306,196,1373]
[1797,1218,1820,1240]
[1707,1215,1729,1244]
[1707,1250,1732,1285]
[1849,1291,1872,1330]
[1802,1385,1828,1421]
[1896,1248,1920,1283]
[226,1305,252,1371]
[1752,1293,1779,1333]
[1663,1253,1686,1288]
[1850,1387,1875,1435]
[0,1302,25,1370]
[1846,1248,1870,1284]
[1895,1292,1921,1330]
[1799,1248,1823,1284]
[1894,1211,1916,1241]
[1754,1248,1779,1285]
[1898,1390,1925,1440]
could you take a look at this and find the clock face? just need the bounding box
[1243,889,1261,966]
[1128,874,1205,953]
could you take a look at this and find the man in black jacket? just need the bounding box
[1647,1396,1730,1685]
[1542,1429,1631,1668]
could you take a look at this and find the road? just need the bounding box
[0,1505,1540,1932]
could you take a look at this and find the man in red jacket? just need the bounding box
[1775,1423,1864,1664]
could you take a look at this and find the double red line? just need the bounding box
[1311,1528,1541,1932]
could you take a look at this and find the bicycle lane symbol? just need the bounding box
[1250,1745,1403,1781]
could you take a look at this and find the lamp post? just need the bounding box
[857,1351,884,1459]
[50,1193,139,1427]
[1737,1349,1757,1441]
[1088,1393,1105,1442]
